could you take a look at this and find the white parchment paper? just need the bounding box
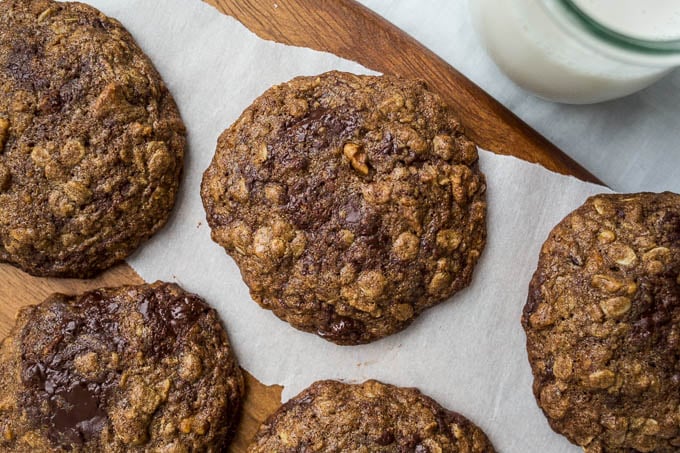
[83,1,613,451]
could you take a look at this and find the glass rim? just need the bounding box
[561,0,680,54]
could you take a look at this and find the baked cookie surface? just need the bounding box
[248,379,495,452]
[523,192,680,452]
[0,0,185,277]
[201,71,487,344]
[0,282,243,452]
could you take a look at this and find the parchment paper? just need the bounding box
[83,1,612,450]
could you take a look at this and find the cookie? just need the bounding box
[0,0,185,277]
[201,71,487,344]
[248,379,495,452]
[0,282,243,452]
[522,192,680,452]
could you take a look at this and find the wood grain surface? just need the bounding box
[0,0,601,451]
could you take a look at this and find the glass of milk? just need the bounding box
[470,0,680,104]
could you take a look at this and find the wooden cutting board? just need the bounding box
[0,0,602,451]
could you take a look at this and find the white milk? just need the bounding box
[470,0,678,104]
[572,0,680,41]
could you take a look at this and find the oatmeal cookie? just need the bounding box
[523,192,680,452]
[248,380,495,452]
[0,282,243,452]
[0,0,185,277]
[201,71,487,344]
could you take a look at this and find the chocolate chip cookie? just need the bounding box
[0,0,185,277]
[523,192,680,452]
[248,380,495,452]
[0,282,243,452]
[201,71,487,345]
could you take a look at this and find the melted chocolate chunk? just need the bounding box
[138,286,210,356]
[317,315,365,343]
[19,292,122,446]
